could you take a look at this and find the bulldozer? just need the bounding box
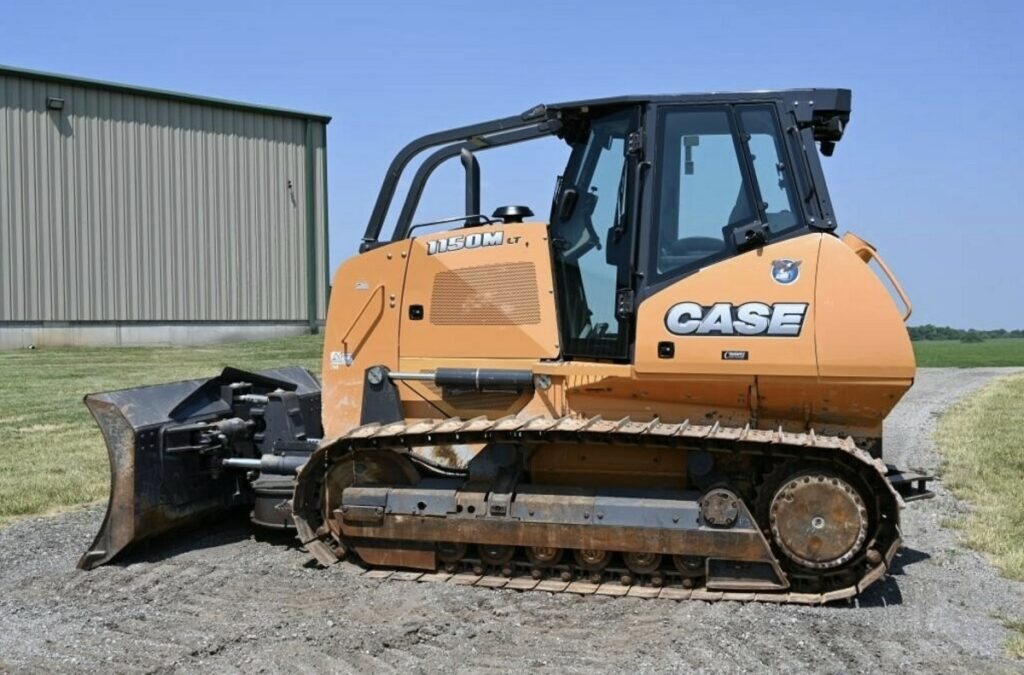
[79,88,933,604]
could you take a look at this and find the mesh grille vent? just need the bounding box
[430,262,541,326]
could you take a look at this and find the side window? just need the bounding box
[655,109,755,278]
[550,109,634,358]
[572,136,625,336]
[739,107,799,232]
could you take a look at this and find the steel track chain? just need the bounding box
[298,414,904,605]
[340,535,901,605]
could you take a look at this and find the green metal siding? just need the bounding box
[0,68,329,324]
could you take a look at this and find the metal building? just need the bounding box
[0,65,330,348]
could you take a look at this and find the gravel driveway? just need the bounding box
[1,368,1022,673]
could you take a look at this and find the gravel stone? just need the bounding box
[0,368,1022,673]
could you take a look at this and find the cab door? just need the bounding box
[633,102,817,378]
[549,107,641,361]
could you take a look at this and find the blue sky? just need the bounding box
[3,0,1022,328]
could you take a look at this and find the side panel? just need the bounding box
[811,233,916,434]
[399,222,560,360]
[635,234,822,377]
[632,232,913,437]
[816,234,915,379]
[321,240,412,438]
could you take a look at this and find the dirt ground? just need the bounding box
[1,368,1023,673]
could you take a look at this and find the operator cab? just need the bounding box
[360,89,850,362]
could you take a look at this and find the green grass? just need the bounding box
[914,338,1024,367]
[1003,618,1024,660]
[936,373,1024,658]
[0,335,323,525]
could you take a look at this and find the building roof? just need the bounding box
[0,64,331,123]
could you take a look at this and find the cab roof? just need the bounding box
[541,88,851,127]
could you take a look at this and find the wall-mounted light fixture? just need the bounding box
[46,96,65,111]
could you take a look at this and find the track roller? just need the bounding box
[574,549,612,581]
[437,542,466,564]
[479,544,516,575]
[673,555,705,577]
[526,546,562,567]
[624,552,662,575]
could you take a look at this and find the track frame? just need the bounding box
[293,415,904,604]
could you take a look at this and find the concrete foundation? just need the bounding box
[0,323,314,349]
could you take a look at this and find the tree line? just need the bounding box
[909,325,1024,342]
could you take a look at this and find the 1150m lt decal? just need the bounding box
[427,231,506,255]
[665,302,808,337]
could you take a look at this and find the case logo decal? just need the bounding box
[427,231,505,255]
[665,302,808,337]
[771,259,801,285]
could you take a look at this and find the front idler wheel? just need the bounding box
[313,450,419,567]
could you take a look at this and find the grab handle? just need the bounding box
[842,232,912,321]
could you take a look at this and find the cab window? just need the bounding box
[653,108,756,279]
[739,106,800,233]
[550,109,635,359]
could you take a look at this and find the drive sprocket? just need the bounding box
[755,461,874,574]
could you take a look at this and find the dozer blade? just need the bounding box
[78,366,321,570]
